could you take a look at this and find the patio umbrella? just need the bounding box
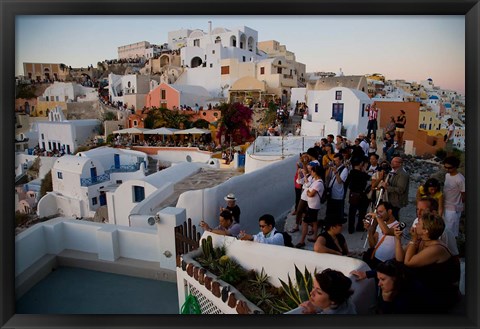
[174,128,211,143]
[144,127,179,135]
[112,127,151,134]
[144,127,179,142]
[174,128,211,135]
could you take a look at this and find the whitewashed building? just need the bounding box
[36,107,100,154]
[170,25,267,98]
[117,41,159,60]
[38,81,97,103]
[106,162,202,228]
[108,73,151,110]
[37,149,148,219]
[301,87,371,141]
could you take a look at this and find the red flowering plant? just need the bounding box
[216,102,253,144]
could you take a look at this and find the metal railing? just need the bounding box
[80,173,110,187]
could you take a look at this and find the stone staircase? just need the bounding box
[282,113,302,135]
[146,156,158,175]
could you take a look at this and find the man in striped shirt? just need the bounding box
[366,104,379,138]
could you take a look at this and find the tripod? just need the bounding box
[361,186,386,248]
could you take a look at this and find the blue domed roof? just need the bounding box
[429,95,439,100]
[427,78,433,81]
[444,103,452,108]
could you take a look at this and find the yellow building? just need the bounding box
[418,110,444,133]
[32,101,67,117]
[23,63,69,82]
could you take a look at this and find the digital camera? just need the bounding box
[397,222,407,230]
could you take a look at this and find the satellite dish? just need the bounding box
[147,217,156,226]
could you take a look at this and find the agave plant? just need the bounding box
[274,264,317,312]
[248,267,270,288]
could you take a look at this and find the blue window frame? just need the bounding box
[133,186,145,203]
[335,91,342,100]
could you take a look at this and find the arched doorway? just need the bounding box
[190,57,203,68]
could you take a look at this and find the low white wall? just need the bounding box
[15,218,167,278]
[15,224,49,276]
[204,232,377,315]
[37,192,85,218]
[155,148,212,164]
[108,162,201,227]
[117,227,159,261]
[175,156,297,235]
[244,153,291,173]
[300,120,325,137]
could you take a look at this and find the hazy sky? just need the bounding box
[16,15,465,94]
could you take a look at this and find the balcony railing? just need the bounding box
[80,173,110,187]
[107,163,141,173]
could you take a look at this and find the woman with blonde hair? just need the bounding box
[394,212,460,313]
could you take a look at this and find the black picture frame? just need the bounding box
[1,1,479,328]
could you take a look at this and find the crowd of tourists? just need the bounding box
[199,127,465,314]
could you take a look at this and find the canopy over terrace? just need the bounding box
[174,128,212,142]
[112,127,150,144]
[144,127,179,142]
[143,127,179,135]
[112,127,151,134]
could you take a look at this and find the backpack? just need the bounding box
[321,166,347,203]
[275,231,294,247]
[320,180,328,204]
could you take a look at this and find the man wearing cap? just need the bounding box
[445,118,455,155]
[221,193,241,223]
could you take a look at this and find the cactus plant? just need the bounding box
[274,264,316,312]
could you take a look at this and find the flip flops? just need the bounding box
[295,242,305,248]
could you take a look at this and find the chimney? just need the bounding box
[208,21,212,35]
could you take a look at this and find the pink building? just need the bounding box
[146,83,210,110]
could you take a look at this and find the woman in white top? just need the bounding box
[295,164,323,248]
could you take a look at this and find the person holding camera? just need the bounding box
[325,153,349,223]
[199,210,241,237]
[363,201,400,270]
[393,211,460,313]
[345,157,370,234]
[369,160,391,205]
[379,157,410,222]
[290,152,318,233]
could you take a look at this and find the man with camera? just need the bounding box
[363,201,401,269]
[325,153,349,223]
[378,157,410,221]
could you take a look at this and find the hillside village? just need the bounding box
[15,23,465,225]
[13,22,467,315]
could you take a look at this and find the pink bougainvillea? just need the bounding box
[216,103,253,141]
